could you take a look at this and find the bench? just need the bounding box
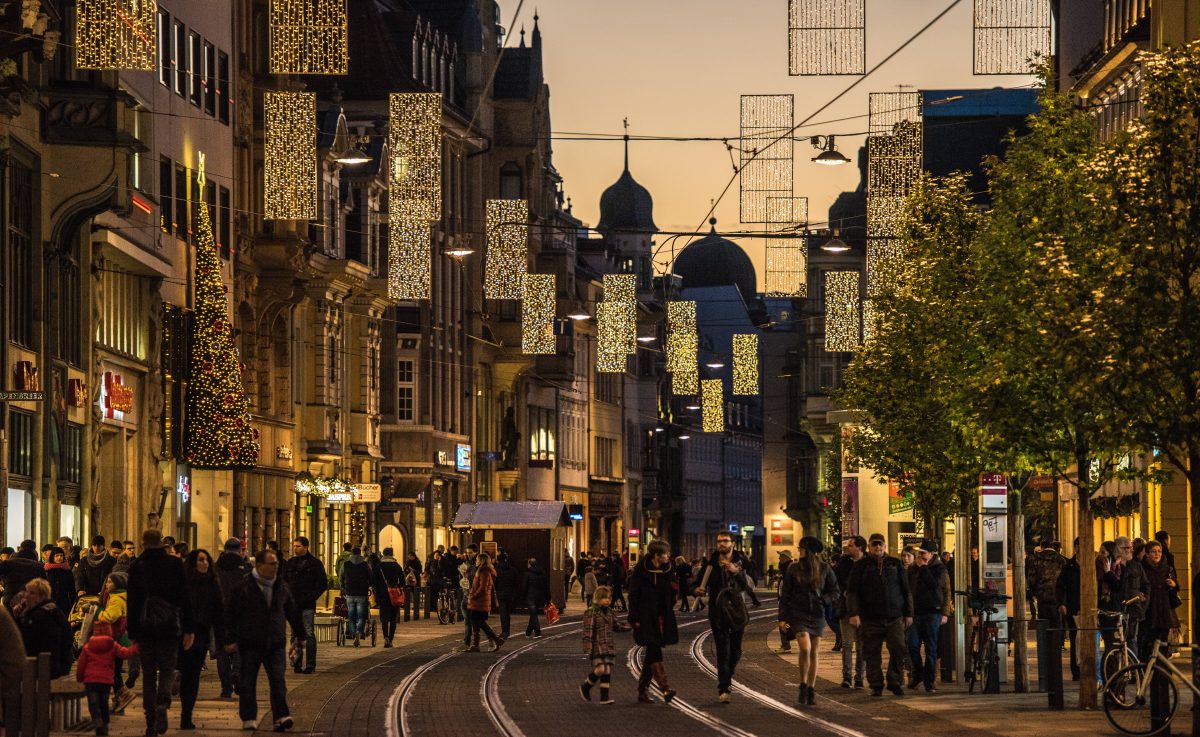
[314,617,342,643]
[49,678,88,731]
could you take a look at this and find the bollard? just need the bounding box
[1046,624,1064,710]
[1151,652,1171,735]
[1035,619,1049,692]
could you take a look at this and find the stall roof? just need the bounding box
[452,501,570,529]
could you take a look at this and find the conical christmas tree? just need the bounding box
[185,158,259,468]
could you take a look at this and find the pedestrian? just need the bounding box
[283,537,325,673]
[96,571,137,712]
[0,603,24,717]
[845,532,913,697]
[834,536,866,688]
[563,549,575,610]
[403,552,423,622]
[907,539,951,693]
[609,553,627,612]
[465,553,505,652]
[215,539,251,695]
[75,535,116,599]
[494,553,518,638]
[628,540,677,704]
[334,542,353,579]
[126,528,196,737]
[777,537,839,705]
[223,548,305,732]
[579,585,616,704]
[1140,540,1177,658]
[77,620,139,736]
[694,531,755,703]
[458,544,480,648]
[45,547,77,614]
[427,550,444,621]
[674,556,693,612]
[576,554,590,604]
[522,557,550,637]
[339,546,371,647]
[16,578,73,678]
[178,550,223,730]
[583,566,598,607]
[1,539,47,608]
[774,550,794,652]
[370,549,403,648]
[1119,538,1150,658]
[1054,538,1082,680]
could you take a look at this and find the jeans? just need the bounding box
[345,596,369,639]
[526,599,542,635]
[85,683,111,725]
[860,618,907,691]
[216,646,241,691]
[239,645,289,723]
[711,624,745,692]
[178,632,209,720]
[138,639,178,729]
[840,617,864,682]
[498,597,513,637]
[906,613,941,689]
[295,609,316,670]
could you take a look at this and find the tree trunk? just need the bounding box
[1187,456,1200,737]
[1011,489,1028,693]
[1076,451,1098,710]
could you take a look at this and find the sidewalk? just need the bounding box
[55,614,459,735]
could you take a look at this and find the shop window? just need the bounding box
[8,410,33,477]
[217,51,230,124]
[188,31,202,107]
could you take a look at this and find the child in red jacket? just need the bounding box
[76,621,138,736]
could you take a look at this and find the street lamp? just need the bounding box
[445,243,475,258]
[335,141,372,166]
[820,229,851,253]
[705,358,726,369]
[810,135,850,166]
[567,305,591,321]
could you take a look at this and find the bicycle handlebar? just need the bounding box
[954,588,1012,601]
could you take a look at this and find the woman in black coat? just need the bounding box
[179,549,224,730]
[17,578,71,678]
[43,548,76,615]
[673,557,693,612]
[1141,541,1177,657]
[370,550,404,648]
[628,540,678,703]
[777,537,839,705]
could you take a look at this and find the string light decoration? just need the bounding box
[764,196,809,297]
[824,271,860,352]
[521,274,556,355]
[861,299,879,343]
[484,199,529,299]
[666,301,698,395]
[185,153,260,469]
[973,0,1051,75]
[387,219,431,301]
[75,0,156,70]
[866,239,906,297]
[788,0,865,76]
[269,0,348,75]
[388,93,443,222]
[264,91,317,220]
[702,379,724,433]
[867,93,923,296]
[739,95,794,224]
[603,274,637,306]
[596,302,631,373]
[766,196,809,226]
[732,334,759,396]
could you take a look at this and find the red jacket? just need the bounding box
[76,635,138,684]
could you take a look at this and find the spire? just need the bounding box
[519,25,526,47]
[532,10,541,48]
[623,117,630,172]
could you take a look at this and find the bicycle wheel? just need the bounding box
[982,636,999,693]
[1104,649,1139,707]
[1104,663,1178,736]
[437,597,450,625]
[336,618,346,647]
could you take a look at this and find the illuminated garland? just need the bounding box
[973,0,1051,75]
[867,96,922,296]
[764,197,808,297]
[666,301,698,395]
[861,299,879,343]
[388,93,443,222]
[388,219,431,301]
[484,200,529,299]
[732,334,759,395]
[789,0,865,76]
[521,274,556,355]
[269,0,348,75]
[596,302,631,373]
[824,271,860,352]
[75,0,156,70]
[264,91,317,220]
[702,379,724,433]
[185,154,260,469]
[739,95,794,224]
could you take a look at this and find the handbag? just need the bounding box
[333,595,348,619]
[544,601,560,624]
[388,586,406,607]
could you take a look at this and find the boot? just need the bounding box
[650,662,675,704]
[598,674,613,705]
[798,684,808,704]
[580,673,598,702]
[806,684,816,705]
[466,632,480,653]
[637,664,654,703]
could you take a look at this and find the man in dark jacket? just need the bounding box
[907,539,951,693]
[1055,538,1082,680]
[214,538,251,696]
[403,553,423,621]
[845,532,912,697]
[694,531,756,702]
[494,554,518,638]
[285,537,327,673]
[127,529,195,737]
[522,558,550,637]
[224,549,305,731]
[74,535,116,598]
[0,540,46,608]
[834,536,866,687]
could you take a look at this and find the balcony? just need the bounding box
[42,87,144,149]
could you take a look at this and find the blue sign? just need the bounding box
[456,444,472,472]
[728,523,740,534]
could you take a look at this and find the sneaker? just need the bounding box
[870,688,883,697]
[533,633,542,638]
[840,679,851,689]
[353,634,361,648]
[718,691,731,704]
[465,644,480,652]
[832,643,843,652]
[925,685,938,694]
[274,716,293,732]
[242,719,258,731]
[854,678,864,689]
[598,697,614,705]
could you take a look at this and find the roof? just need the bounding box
[673,220,757,300]
[598,166,656,232]
[451,501,570,529]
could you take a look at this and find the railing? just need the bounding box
[1106,0,1150,52]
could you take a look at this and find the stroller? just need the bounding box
[69,595,100,656]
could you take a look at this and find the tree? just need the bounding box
[185,159,260,469]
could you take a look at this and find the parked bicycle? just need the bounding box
[956,587,1011,694]
[437,577,459,624]
[1103,639,1198,736]
[1100,599,1144,703]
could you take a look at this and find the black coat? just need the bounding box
[832,555,859,616]
[1142,559,1176,632]
[18,601,71,678]
[215,552,252,601]
[777,561,839,631]
[696,550,753,600]
[127,547,194,642]
[911,558,949,615]
[1055,557,1082,617]
[340,557,371,597]
[845,554,913,621]
[186,571,225,646]
[44,566,76,614]
[225,572,306,650]
[522,565,551,607]
[371,557,404,608]
[0,555,47,608]
[628,559,678,648]
[73,552,115,597]
[284,552,327,610]
[494,560,519,602]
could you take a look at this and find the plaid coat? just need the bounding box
[582,604,615,657]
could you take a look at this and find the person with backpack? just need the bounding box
[1028,541,1067,623]
[694,531,756,703]
[845,533,912,697]
[126,528,195,737]
[777,537,839,705]
[339,547,371,647]
[403,553,423,622]
[628,540,678,704]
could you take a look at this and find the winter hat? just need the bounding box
[868,533,885,544]
[918,539,939,554]
[223,538,242,553]
[799,536,824,555]
[107,571,129,590]
[778,550,793,561]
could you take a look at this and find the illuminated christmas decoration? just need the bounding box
[824,271,860,352]
[388,93,443,222]
[861,299,879,343]
[867,93,922,295]
[973,0,1051,75]
[788,0,865,76]
[264,91,317,220]
[740,95,794,224]
[484,199,529,299]
[702,380,724,433]
[666,301,698,395]
[521,274,556,355]
[75,0,156,70]
[766,196,809,226]
[269,0,348,75]
[185,154,260,469]
[869,91,922,136]
[866,238,905,297]
[603,274,637,306]
[596,302,631,373]
[387,219,431,301]
[732,334,759,396]
[765,234,808,297]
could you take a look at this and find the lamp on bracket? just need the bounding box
[811,135,850,166]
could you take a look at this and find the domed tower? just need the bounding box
[598,132,656,290]
[672,218,757,301]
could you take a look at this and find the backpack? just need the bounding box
[1032,553,1065,608]
[139,595,180,639]
[714,582,750,631]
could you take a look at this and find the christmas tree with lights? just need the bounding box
[185,153,260,468]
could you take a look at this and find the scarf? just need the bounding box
[252,568,276,607]
[44,561,70,572]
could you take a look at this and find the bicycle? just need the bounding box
[437,579,459,625]
[336,614,377,647]
[1103,639,1199,736]
[956,587,1011,694]
[1100,600,1144,704]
